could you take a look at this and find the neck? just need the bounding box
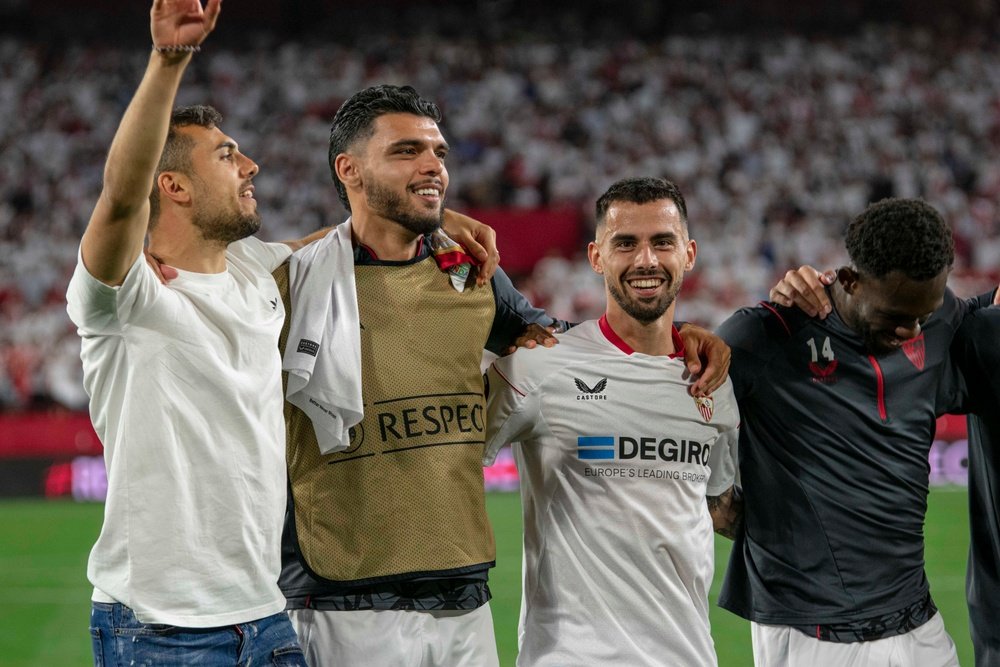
[829,280,854,329]
[148,225,229,274]
[603,304,677,356]
[349,209,424,261]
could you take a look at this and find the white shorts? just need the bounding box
[287,603,500,667]
[751,614,959,667]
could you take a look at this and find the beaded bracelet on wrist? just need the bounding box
[153,44,201,54]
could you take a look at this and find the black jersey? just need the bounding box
[278,238,565,612]
[717,288,969,636]
[949,301,1000,666]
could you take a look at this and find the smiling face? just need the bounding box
[840,268,948,355]
[341,112,449,236]
[182,124,261,244]
[588,199,696,325]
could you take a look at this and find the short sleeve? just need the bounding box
[484,352,543,465]
[706,424,739,497]
[66,248,157,335]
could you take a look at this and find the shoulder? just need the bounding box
[227,238,293,274]
[67,248,154,307]
[491,320,606,391]
[718,301,812,346]
[927,287,967,329]
[955,304,1000,362]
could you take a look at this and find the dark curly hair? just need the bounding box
[149,105,223,225]
[595,177,688,230]
[845,198,954,281]
[328,85,442,212]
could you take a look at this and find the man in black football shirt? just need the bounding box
[720,198,979,666]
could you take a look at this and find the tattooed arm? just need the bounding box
[707,486,744,540]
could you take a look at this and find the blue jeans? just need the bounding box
[89,602,306,667]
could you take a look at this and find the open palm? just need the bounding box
[151,0,221,47]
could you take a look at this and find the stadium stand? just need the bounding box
[1,1,998,410]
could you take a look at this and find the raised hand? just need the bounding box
[151,0,222,48]
[769,265,836,318]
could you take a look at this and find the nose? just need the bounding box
[418,151,443,176]
[240,153,259,178]
[635,243,658,269]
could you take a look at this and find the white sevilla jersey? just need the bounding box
[486,317,739,667]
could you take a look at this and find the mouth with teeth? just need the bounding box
[239,184,255,201]
[625,274,667,297]
[411,184,443,204]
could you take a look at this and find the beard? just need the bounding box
[192,205,261,245]
[364,179,443,236]
[607,272,681,324]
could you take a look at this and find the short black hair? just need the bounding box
[845,198,954,281]
[595,177,688,230]
[149,105,223,225]
[328,85,442,211]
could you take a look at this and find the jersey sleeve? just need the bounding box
[484,350,545,465]
[66,247,158,335]
[964,289,998,311]
[949,306,1000,414]
[716,305,780,401]
[706,422,739,497]
[706,383,740,496]
[485,266,570,355]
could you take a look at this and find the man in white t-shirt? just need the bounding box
[485,177,742,666]
[65,2,333,664]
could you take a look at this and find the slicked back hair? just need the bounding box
[595,177,689,235]
[328,85,442,211]
[148,105,224,226]
[846,198,955,281]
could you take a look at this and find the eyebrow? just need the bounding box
[388,139,450,152]
[215,141,238,152]
[610,231,679,243]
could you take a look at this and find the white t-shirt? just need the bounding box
[66,237,292,627]
[485,317,739,667]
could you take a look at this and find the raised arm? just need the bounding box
[81,0,221,286]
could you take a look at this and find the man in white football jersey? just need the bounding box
[485,176,741,666]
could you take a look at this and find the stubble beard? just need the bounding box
[607,273,681,324]
[192,206,262,245]
[365,180,444,236]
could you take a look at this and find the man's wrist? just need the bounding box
[153,44,201,54]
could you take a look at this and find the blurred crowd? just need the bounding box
[2,21,1000,410]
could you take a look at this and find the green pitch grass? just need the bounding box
[0,488,973,666]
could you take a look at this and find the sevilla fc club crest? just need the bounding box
[901,334,925,370]
[695,396,714,422]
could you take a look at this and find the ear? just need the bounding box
[587,241,603,275]
[684,239,697,272]
[157,172,191,206]
[335,153,361,191]
[838,266,860,295]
